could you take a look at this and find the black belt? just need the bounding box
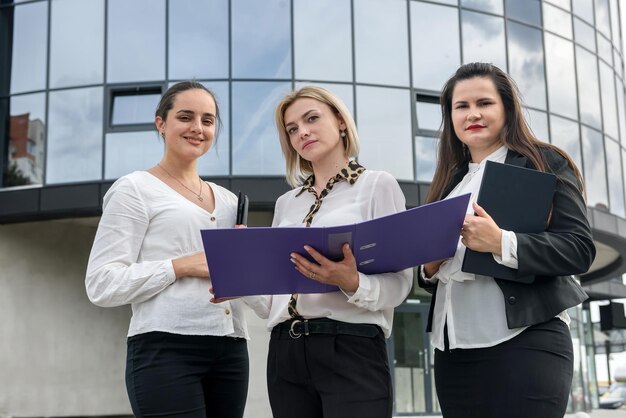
[272,318,381,339]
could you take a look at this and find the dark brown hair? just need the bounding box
[427,62,584,203]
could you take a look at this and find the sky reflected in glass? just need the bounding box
[105,131,162,179]
[550,114,582,170]
[605,138,625,216]
[10,2,48,94]
[575,47,602,130]
[545,34,578,119]
[461,11,506,71]
[507,22,546,110]
[582,126,608,208]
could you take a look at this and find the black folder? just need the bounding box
[236,191,249,225]
[461,160,556,283]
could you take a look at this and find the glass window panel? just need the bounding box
[550,114,582,170]
[231,82,289,175]
[543,2,573,39]
[107,0,165,83]
[197,81,229,176]
[507,22,546,110]
[574,18,596,52]
[354,0,409,86]
[595,0,611,38]
[356,86,413,180]
[545,34,578,119]
[573,0,594,24]
[461,11,506,70]
[597,33,613,65]
[47,87,103,183]
[505,0,541,26]
[168,0,228,80]
[415,136,438,182]
[599,61,619,139]
[605,138,625,216]
[5,93,46,187]
[10,2,48,94]
[411,2,460,91]
[50,0,103,89]
[460,0,503,14]
[581,126,608,208]
[111,93,161,126]
[616,77,626,143]
[105,131,161,179]
[294,0,351,82]
[416,102,442,131]
[575,46,602,129]
[546,0,571,11]
[525,108,549,142]
[614,49,623,77]
[294,82,354,115]
[610,0,620,47]
[232,0,291,79]
[427,0,458,5]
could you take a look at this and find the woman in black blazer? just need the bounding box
[418,62,596,418]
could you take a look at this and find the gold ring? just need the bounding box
[309,272,316,279]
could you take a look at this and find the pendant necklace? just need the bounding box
[157,163,204,202]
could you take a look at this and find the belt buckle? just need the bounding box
[289,319,308,339]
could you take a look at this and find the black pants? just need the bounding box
[435,318,573,418]
[267,318,393,418]
[125,331,249,418]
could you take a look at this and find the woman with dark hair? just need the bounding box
[86,81,250,418]
[418,63,595,418]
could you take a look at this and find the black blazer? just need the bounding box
[418,148,596,331]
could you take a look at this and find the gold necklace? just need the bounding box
[157,163,204,202]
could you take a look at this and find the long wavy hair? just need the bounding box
[427,62,584,203]
[275,86,360,187]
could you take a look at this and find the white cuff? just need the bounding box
[492,229,518,269]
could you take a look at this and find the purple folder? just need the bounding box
[201,193,470,298]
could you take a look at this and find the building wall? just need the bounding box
[0,219,271,417]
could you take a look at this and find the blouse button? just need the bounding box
[225,308,231,315]
[210,216,216,222]
[508,296,516,305]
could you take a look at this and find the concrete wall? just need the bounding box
[0,218,271,417]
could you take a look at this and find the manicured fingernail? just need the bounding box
[304,245,311,251]
[290,258,296,264]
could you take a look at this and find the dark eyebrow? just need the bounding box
[176,109,216,118]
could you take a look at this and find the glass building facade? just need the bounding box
[2,0,626,415]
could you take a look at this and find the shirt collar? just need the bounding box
[296,160,366,197]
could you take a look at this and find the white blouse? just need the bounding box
[244,169,414,338]
[85,171,250,339]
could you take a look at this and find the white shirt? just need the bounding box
[85,171,250,339]
[244,169,413,338]
[425,145,569,350]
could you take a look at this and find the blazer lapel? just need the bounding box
[505,150,528,168]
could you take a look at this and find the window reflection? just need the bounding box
[107,0,165,83]
[10,2,48,94]
[416,101,441,132]
[505,0,540,26]
[616,77,625,143]
[599,61,619,140]
[415,136,437,182]
[168,0,228,80]
[231,82,289,175]
[111,93,161,126]
[575,47,602,130]
[460,0,503,15]
[574,18,596,52]
[550,115,582,170]
[105,131,161,179]
[543,2,572,39]
[354,0,409,86]
[581,126,608,208]
[427,0,458,5]
[197,81,229,176]
[356,86,413,181]
[461,11,506,71]
[294,0,352,82]
[5,93,46,187]
[525,108,549,142]
[507,22,546,110]
[546,0,570,11]
[597,34,613,65]
[232,0,291,79]
[610,0,620,48]
[605,139,625,217]
[50,0,103,89]
[595,0,611,38]
[294,82,354,115]
[47,87,103,184]
[545,34,578,119]
[573,0,594,24]
[411,2,460,91]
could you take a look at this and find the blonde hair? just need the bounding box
[275,86,360,187]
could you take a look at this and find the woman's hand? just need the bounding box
[461,202,502,256]
[290,243,360,293]
[423,259,446,278]
[172,252,210,279]
[209,287,238,304]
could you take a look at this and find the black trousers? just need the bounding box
[125,331,249,418]
[267,318,393,418]
[434,318,573,418]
